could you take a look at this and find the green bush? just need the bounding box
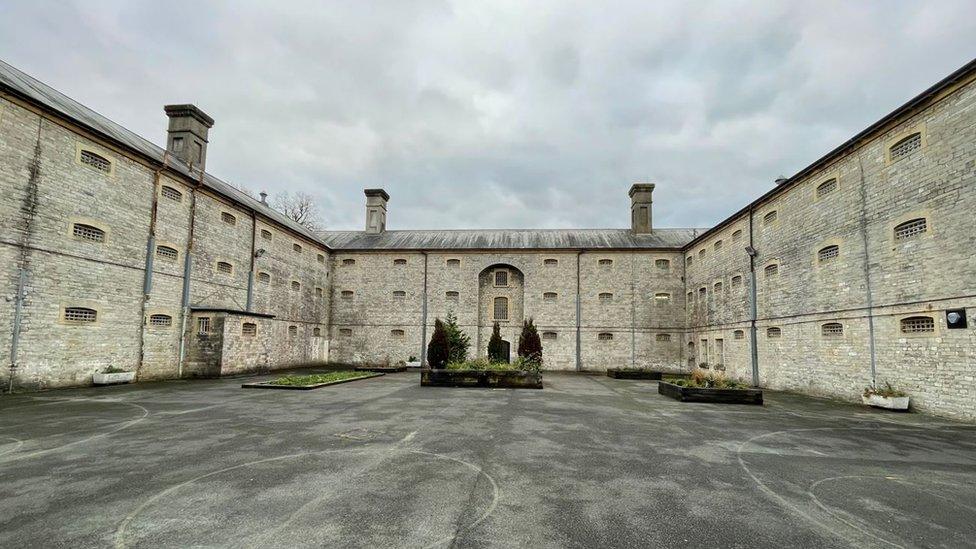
[487,322,506,363]
[671,368,748,389]
[427,319,450,369]
[444,311,471,363]
[517,318,543,366]
[863,380,907,398]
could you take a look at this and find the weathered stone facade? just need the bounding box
[0,58,973,421]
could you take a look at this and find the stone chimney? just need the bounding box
[629,183,655,234]
[364,188,389,234]
[164,104,214,170]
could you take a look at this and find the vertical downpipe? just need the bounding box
[136,167,163,378]
[177,172,202,377]
[748,206,760,387]
[857,154,878,387]
[8,120,42,393]
[630,253,636,368]
[246,212,257,312]
[575,250,582,372]
[420,252,429,366]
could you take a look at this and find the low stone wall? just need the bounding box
[421,369,543,389]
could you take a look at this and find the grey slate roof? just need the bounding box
[318,228,703,250]
[0,59,324,245]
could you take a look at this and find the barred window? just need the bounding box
[156,245,178,261]
[767,327,782,338]
[656,333,671,342]
[342,258,355,266]
[291,281,301,291]
[261,229,273,240]
[698,287,706,297]
[763,210,778,225]
[221,212,237,225]
[79,149,111,172]
[446,291,459,301]
[393,290,406,300]
[64,307,97,323]
[598,259,613,267]
[900,316,935,334]
[197,317,211,334]
[731,275,742,288]
[699,249,705,258]
[894,218,927,240]
[216,261,233,274]
[316,287,324,297]
[288,325,298,337]
[446,259,460,268]
[821,322,843,337]
[686,255,693,266]
[494,270,509,286]
[313,327,322,337]
[598,332,613,341]
[257,272,271,283]
[732,229,742,242]
[818,245,839,263]
[493,297,509,320]
[889,132,921,161]
[714,281,723,292]
[73,223,105,243]
[161,185,183,202]
[654,292,671,303]
[149,313,172,327]
[733,330,745,340]
[317,253,325,264]
[687,291,693,303]
[394,258,407,266]
[339,328,352,336]
[544,258,558,266]
[599,292,613,303]
[341,290,354,299]
[391,329,405,338]
[293,243,303,253]
[764,263,779,277]
[242,322,257,337]
[542,331,557,340]
[816,178,838,198]
[714,240,723,251]
[543,292,557,302]
[655,259,670,269]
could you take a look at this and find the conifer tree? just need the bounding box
[517,318,543,365]
[427,319,450,369]
[487,322,506,363]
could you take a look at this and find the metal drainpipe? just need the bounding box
[630,253,636,368]
[420,251,429,367]
[136,165,163,379]
[8,120,43,393]
[245,212,257,312]
[176,168,203,377]
[856,154,878,387]
[575,250,582,372]
[747,206,760,387]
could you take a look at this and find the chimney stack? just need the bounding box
[164,104,214,170]
[364,189,389,234]
[629,183,655,234]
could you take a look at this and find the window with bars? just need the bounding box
[493,297,509,320]
[221,212,237,225]
[341,290,354,299]
[764,263,779,277]
[699,249,705,258]
[543,292,557,302]
[655,259,670,269]
[900,316,935,334]
[686,255,693,266]
[288,325,298,337]
[889,133,921,161]
[598,332,613,341]
[391,329,405,338]
[261,229,273,240]
[818,245,840,263]
[342,258,355,266]
[63,307,97,323]
[161,185,183,202]
[698,287,706,298]
[156,245,178,261]
[73,223,105,243]
[599,292,613,303]
[313,327,322,337]
[446,291,459,301]
[654,293,671,303]
[291,281,301,291]
[316,287,324,297]
[293,243,303,253]
[714,240,723,251]
[216,261,233,274]
[197,317,211,334]
[733,330,745,340]
[598,259,613,267]
[763,210,778,225]
[894,218,927,240]
[446,259,460,268]
[339,328,352,337]
[732,229,742,242]
[317,254,325,264]
[149,313,172,327]
[731,275,742,288]
[767,327,782,338]
[494,270,509,287]
[393,290,406,300]
[542,331,557,340]
[656,333,671,342]
[544,258,558,266]
[821,322,843,337]
[394,258,407,266]
[816,178,838,198]
[714,282,723,292]
[687,291,693,304]
[257,272,271,283]
[79,149,111,172]
[242,322,257,337]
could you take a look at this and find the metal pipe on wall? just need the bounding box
[176,168,204,378]
[856,154,879,387]
[575,250,582,371]
[747,206,760,387]
[420,251,429,366]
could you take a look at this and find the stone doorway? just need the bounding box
[477,264,524,359]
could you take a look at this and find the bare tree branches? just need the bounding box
[271,191,325,231]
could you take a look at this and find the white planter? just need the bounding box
[93,371,136,385]
[405,361,422,368]
[862,393,909,411]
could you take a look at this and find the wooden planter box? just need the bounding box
[606,369,693,380]
[658,381,763,405]
[242,372,383,390]
[355,365,407,373]
[862,394,910,411]
[421,368,542,389]
[92,371,136,385]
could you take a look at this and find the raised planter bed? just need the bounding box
[606,369,693,380]
[355,365,407,373]
[658,381,763,405]
[242,372,383,390]
[421,368,542,389]
[862,394,909,411]
[93,371,136,385]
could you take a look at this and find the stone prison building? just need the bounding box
[0,58,974,421]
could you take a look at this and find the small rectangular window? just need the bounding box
[261,229,273,241]
[291,281,301,291]
[73,223,105,243]
[242,322,257,336]
[656,333,671,342]
[889,132,921,161]
[900,316,934,334]
[767,327,781,338]
[64,307,97,323]
[149,313,172,327]
[446,291,459,301]
[542,331,557,340]
[894,218,927,241]
[599,292,613,303]
[544,259,558,266]
[317,253,325,263]
[341,290,354,299]
[763,211,778,225]
[598,259,613,267]
[393,290,406,300]
[543,292,557,302]
[655,259,670,269]
[160,186,183,202]
[446,259,460,268]
[598,332,613,341]
[821,323,843,337]
[293,243,303,253]
[221,212,237,225]
[494,270,508,287]
[654,293,670,303]
[391,329,405,338]
[257,272,271,283]
[156,245,178,261]
[79,149,111,173]
[733,330,745,340]
[288,325,298,337]
[216,261,233,274]
[342,258,356,266]
[394,258,407,266]
[197,317,211,334]
[339,328,352,337]
[313,327,322,337]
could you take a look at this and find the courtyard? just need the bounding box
[1,371,974,548]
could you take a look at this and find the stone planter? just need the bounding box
[658,381,763,405]
[242,372,383,390]
[92,371,136,385]
[421,368,542,389]
[355,365,407,373]
[405,361,422,369]
[606,369,693,380]
[862,394,910,411]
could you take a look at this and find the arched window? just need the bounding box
[764,263,779,277]
[889,132,921,161]
[713,281,723,292]
[79,149,112,172]
[598,258,613,267]
[221,212,237,225]
[821,322,843,337]
[598,332,613,341]
[599,292,613,303]
[317,254,325,264]
[731,275,742,288]
[542,331,557,340]
[763,210,778,225]
[160,185,183,202]
[493,297,509,320]
[732,229,743,242]
[818,245,839,263]
[216,261,233,274]
[654,292,671,303]
[261,229,273,241]
[242,322,257,336]
[446,259,460,268]
[733,330,745,340]
[315,287,324,297]
[894,218,927,240]
[341,290,354,299]
[816,178,837,198]
[655,259,670,269]
[686,255,693,266]
[288,325,298,336]
[72,223,105,243]
[900,316,934,334]
[656,333,671,342]
[699,248,706,258]
[391,329,405,338]
[339,328,352,337]
[291,281,301,291]
[64,307,97,323]
[149,314,172,327]
[155,245,178,261]
[313,327,322,337]
[446,291,459,301]
[766,327,782,338]
[392,290,406,300]
[714,240,723,251]
[342,258,356,266]
[544,258,558,266]
[257,272,271,283]
[394,258,407,266]
[293,243,303,253]
[543,292,557,302]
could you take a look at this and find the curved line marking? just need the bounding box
[0,437,25,457]
[806,475,905,548]
[413,450,500,549]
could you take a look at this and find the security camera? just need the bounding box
[745,245,757,257]
[254,248,266,258]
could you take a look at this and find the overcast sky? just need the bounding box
[2,1,974,231]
